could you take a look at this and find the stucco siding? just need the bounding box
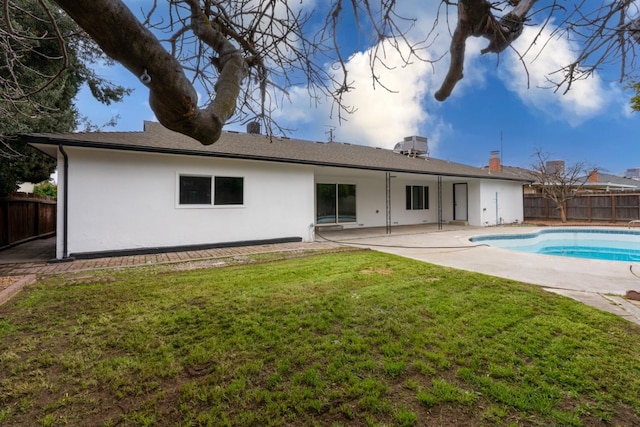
[315,173,460,228]
[391,178,437,226]
[478,180,524,226]
[63,147,314,255]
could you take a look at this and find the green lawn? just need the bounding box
[1,250,639,426]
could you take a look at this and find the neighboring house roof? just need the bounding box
[25,121,529,182]
[582,173,640,191]
[484,161,640,192]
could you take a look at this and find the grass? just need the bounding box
[0,249,639,426]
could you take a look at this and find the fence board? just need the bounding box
[525,193,640,223]
[566,197,589,220]
[615,195,640,221]
[523,197,548,219]
[0,193,56,248]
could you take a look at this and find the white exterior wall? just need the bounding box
[314,174,386,228]
[314,173,523,228]
[52,146,526,258]
[467,180,481,226]
[350,175,388,227]
[389,178,439,226]
[60,147,315,257]
[315,173,458,228]
[477,180,524,226]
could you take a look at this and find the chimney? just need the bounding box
[247,122,261,134]
[546,160,565,174]
[588,170,599,183]
[488,151,501,172]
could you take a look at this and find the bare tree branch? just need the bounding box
[5,0,640,146]
[529,149,596,223]
[435,0,535,101]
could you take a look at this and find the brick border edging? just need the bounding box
[0,275,36,305]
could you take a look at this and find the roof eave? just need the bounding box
[22,134,531,183]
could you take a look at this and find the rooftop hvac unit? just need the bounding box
[393,136,429,158]
[247,121,261,134]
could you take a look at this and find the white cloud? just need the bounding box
[499,24,610,125]
[329,43,434,147]
[609,82,636,119]
[271,2,466,151]
[268,3,628,151]
[272,38,448,150]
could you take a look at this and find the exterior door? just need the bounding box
[453,183,468,221]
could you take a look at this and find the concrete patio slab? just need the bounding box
[0,237,55,264]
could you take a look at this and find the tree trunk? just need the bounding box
[560,203,568,223]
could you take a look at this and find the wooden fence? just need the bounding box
[0,193,56,248]
[524,193,640,222]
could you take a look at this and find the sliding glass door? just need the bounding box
[316,183,356,224]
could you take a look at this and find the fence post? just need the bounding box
[2,199,8,247]
[35,199,40,236]
[545,198,550,220]
[612,195,616,223]
[6,199,12,245]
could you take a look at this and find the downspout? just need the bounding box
[385,172,391,234]
[59,144,69,259]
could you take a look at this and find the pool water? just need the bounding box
[470,228,640,262]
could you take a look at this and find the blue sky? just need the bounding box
[73,1,640,176]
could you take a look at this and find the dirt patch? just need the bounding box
[0,275,35,305]
[360,267,394,275]
[0,276,22,292]
[57,275,118,287]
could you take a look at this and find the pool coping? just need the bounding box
[469,226,640,262]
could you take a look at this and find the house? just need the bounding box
[484,151,538,194]
[25,122,529,260]
[580,171,640,193]
[485,154,640,194]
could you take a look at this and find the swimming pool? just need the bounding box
[470,228,640,262]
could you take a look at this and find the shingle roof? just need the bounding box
[25,121,529,182]
[483,163,640,190]
[585,173,640,189]
[483,164,537,180]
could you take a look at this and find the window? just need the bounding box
[406,185,429,210]
[316,183,356,223]
[180,176,211,205]
[178,175,243,206]
[214,176,244,205]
